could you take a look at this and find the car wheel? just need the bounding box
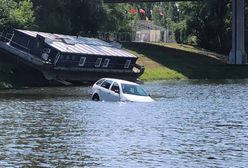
[92,94,100,101]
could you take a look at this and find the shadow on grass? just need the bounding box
[123,42,248,79]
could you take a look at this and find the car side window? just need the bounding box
[101,80,112,89]
[95,79,105,86]
[111,82,120,94]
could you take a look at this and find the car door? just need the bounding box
[99,80,113,101]
[109,82,121,101]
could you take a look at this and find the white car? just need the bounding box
[91,78,154,102]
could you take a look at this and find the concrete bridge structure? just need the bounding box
[104,0,247,65]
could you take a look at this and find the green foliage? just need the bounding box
[31,0,71,34]
[0,0,246,55]
[9,0,35,29]
[142,1,234,54]
[0,0,35,30]
[179,1,231,53]
[103,3,134,32]
[0,0,11,29]
[32,0,107,35]
[67,0,106,36]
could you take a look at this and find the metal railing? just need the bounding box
[0,31,13,43]
[97,32,134,42]
[0,30,31,53]
[97,31,175,43]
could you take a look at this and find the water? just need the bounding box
[0,80,248,168]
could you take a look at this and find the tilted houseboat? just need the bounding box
[0,29,144,86]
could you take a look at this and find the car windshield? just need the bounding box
[121,83,148,96]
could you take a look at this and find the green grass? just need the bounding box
[123,42,248,81]
[140,67,186,81]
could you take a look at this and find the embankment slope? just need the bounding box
[123,42,248,81]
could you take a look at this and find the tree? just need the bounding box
[9,0,35,29]
[67,0,106,36]
[177,1,231,53]
[32,0,108,36]
[103,3,134,32]
[0,0,12,29]
[0,0,35,30]
[31,0,71,34]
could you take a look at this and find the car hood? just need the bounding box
[122,94,154,102]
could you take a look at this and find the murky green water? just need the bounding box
[0,80,248,167]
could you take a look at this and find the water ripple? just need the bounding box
[0,81,248,167]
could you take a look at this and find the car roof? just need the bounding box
[99,78,139,85]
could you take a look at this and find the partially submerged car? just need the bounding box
[91,78,154,102]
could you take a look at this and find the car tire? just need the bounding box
[92,94,100,101]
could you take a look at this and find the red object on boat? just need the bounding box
[139,9,145,14]
[130,9,137,13]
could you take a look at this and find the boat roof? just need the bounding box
[16,29,137,58]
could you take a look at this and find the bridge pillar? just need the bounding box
[229,0,247,64]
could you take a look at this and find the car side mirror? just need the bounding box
[114,90,120,94]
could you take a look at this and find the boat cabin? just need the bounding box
[9,29,138,70]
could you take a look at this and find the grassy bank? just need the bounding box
[123,42,248,81]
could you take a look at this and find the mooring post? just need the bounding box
[228,0,247,64]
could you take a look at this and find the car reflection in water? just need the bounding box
[91,78,154,102]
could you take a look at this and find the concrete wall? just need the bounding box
[135,30,161,42]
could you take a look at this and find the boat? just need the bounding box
[0,29,144,86]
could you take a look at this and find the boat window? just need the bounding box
[42,48,51,54]
[95,58,102,67]
[54,52,60,66]
[101,80,112,89]
[36,41,40,48]
[102,58,110,68]
[124,59,131,68]
[66,55,70,60]
[79,57,86,66]
[72,55,76,60]
[121,83,148,96]
[27,40,30,48]
[111,82,120,94]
